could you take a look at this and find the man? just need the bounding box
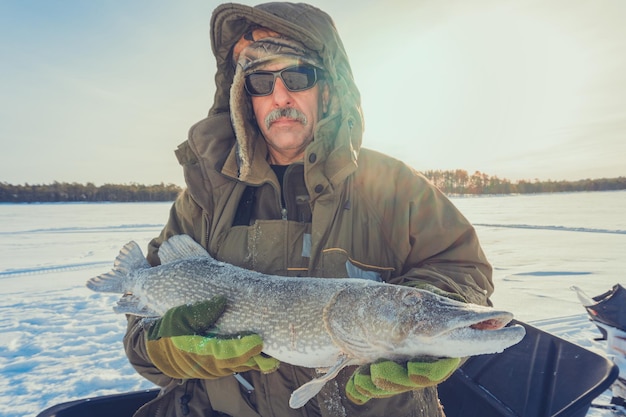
[124,3,493,416]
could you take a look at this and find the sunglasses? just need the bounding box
[244,65,320,96]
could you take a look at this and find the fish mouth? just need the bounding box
[434,311,526,356]
[393,310,526,359]
[444,309,515,333]
[469,314,513,331]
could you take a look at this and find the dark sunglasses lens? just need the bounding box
[281,67,316,91]
[245,66,318,96]
[245,73,275,96]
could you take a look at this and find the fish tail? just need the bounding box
[86,241,149,293]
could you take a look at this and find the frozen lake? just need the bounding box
[452,191,626,322]
[0,190,624,416]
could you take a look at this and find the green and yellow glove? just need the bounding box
[346,357,461,405]
[145,296,279,379]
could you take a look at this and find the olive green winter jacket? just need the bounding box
[124,3,493,417]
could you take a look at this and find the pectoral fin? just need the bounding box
[289,354,359,409]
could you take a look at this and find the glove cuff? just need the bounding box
[146,333,280,379]
[146,336,224,379]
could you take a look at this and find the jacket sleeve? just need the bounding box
[384,171,494,306]
[124,315,178,387]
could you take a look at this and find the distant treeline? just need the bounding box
[0,182,182,203]
[1,172,625,203]
[423,170,626,195]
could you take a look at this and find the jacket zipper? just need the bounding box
[279,165,291,220]
[179,380,193,415]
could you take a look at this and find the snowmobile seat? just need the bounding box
[34,389,159,417]
[36,320,618,417]
[438,319,619,417]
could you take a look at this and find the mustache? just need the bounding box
[264,107,308,129]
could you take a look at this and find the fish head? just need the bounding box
[323,284,525,363]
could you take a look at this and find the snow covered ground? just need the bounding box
[0,191,624,417]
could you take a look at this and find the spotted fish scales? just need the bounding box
[87,234,525,408]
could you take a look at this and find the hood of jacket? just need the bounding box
[198,2,364,185]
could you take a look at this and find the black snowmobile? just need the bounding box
[574,283,626,411]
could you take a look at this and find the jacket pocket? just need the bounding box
[320,247,394,281]
[204,377,262,417]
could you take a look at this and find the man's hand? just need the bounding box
[345,357,461,405]
[145,296,279,379]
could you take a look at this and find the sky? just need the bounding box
[1,0,625,187]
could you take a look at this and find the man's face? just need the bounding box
[249,62,328,164]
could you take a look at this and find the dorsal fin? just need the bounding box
[158,234,212,264]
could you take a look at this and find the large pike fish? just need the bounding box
[87,234,525,408]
